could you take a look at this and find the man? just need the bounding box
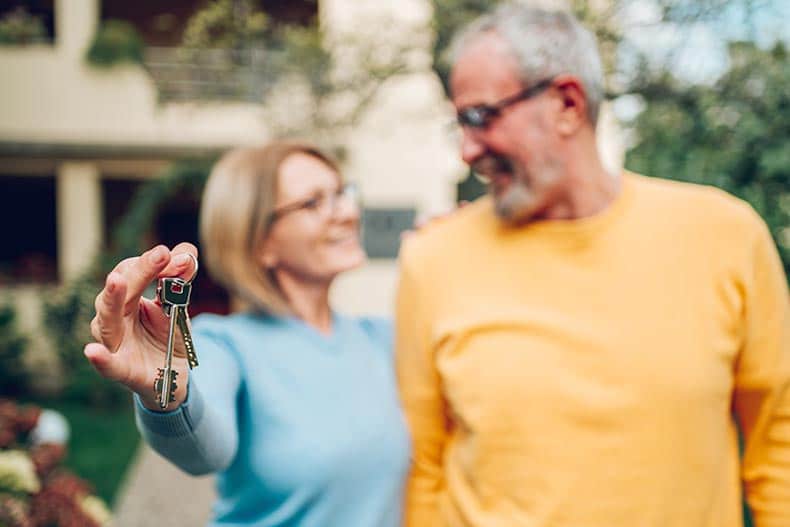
[395,3,790,526]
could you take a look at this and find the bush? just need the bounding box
[0,399,112,526]
[0,303,30,398]
[41,275,129,410]
[85,20,144,68]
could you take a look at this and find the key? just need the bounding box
[154,277,193,409]
[177,308,198,369]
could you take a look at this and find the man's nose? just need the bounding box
[460,128,486,166]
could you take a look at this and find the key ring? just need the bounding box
[184,253,199,284]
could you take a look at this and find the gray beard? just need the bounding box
[493,178,537,224]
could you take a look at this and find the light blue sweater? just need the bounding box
[135,312,411,527]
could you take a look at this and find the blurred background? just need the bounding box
[0,0,786,525]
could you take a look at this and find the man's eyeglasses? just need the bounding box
[456,78,554,129]
[269,182,359,224]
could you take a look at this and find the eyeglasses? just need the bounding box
[269,182,359,224]
[456,78,554,129]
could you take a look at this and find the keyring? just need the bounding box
[184,253,199,284]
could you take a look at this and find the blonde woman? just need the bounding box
[85,141,410,527]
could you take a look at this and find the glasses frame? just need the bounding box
[456,77,555,129]
[268,181,359,225]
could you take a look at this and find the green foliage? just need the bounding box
[0,7,48,45]
[0,304,29,398]
[85,19,144,68]
[41,274,129,409]
[625,42,789,276]
[182,0,270,50]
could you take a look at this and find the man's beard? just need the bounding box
[472,153,542,225]
[494,180,538,224]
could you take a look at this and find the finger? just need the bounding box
[139,296,169,333]
[90,316,101,342]
[121,245,171,312]
[109,255,139,278]
[158,243,199,281]
[84,342,127,384]
[95,272,127,352]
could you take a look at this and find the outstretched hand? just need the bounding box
[84,243,198,411]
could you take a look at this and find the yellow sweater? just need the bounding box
[396,173,790,527]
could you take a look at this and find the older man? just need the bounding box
[395,4,790,527]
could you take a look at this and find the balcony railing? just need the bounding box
[143,46,289,103]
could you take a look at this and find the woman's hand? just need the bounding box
[84,243,198,411]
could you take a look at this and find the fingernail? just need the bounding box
[174,253,191,266]
[149,246,167,264]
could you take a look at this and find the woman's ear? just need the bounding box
[257,239,278,270]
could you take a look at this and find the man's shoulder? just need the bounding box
[400,196,493,265]
[628,172,762,233]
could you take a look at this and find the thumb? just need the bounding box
[84,342,130,386]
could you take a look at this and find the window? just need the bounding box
[0,175,57,284]
[0,0,55,44]
[102,178,146,248]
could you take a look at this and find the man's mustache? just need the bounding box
[471,154,514,178]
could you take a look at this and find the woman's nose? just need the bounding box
[330,191,360,223]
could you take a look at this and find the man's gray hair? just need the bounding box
[449,2,605,126]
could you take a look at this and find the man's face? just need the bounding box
[450,33,567,225]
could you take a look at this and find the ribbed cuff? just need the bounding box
[134,381,205,437]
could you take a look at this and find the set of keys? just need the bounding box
[153,259,199,410]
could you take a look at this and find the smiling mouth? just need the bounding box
[473,154,513,179]
[326,232,358,245]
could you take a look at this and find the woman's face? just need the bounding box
[259,152,365,285]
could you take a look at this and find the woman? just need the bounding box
[84,141,411,526]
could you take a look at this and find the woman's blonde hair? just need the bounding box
[199,140,340,315]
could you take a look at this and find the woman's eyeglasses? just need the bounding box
[269,182,359,224]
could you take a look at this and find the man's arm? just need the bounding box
[733,215,790,527]
[396,241,449,526]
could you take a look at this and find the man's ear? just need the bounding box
[553,75,589,136]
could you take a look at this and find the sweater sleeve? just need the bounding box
[733,214,790,526]
[395,241,448,526]
[134,315,243,476]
